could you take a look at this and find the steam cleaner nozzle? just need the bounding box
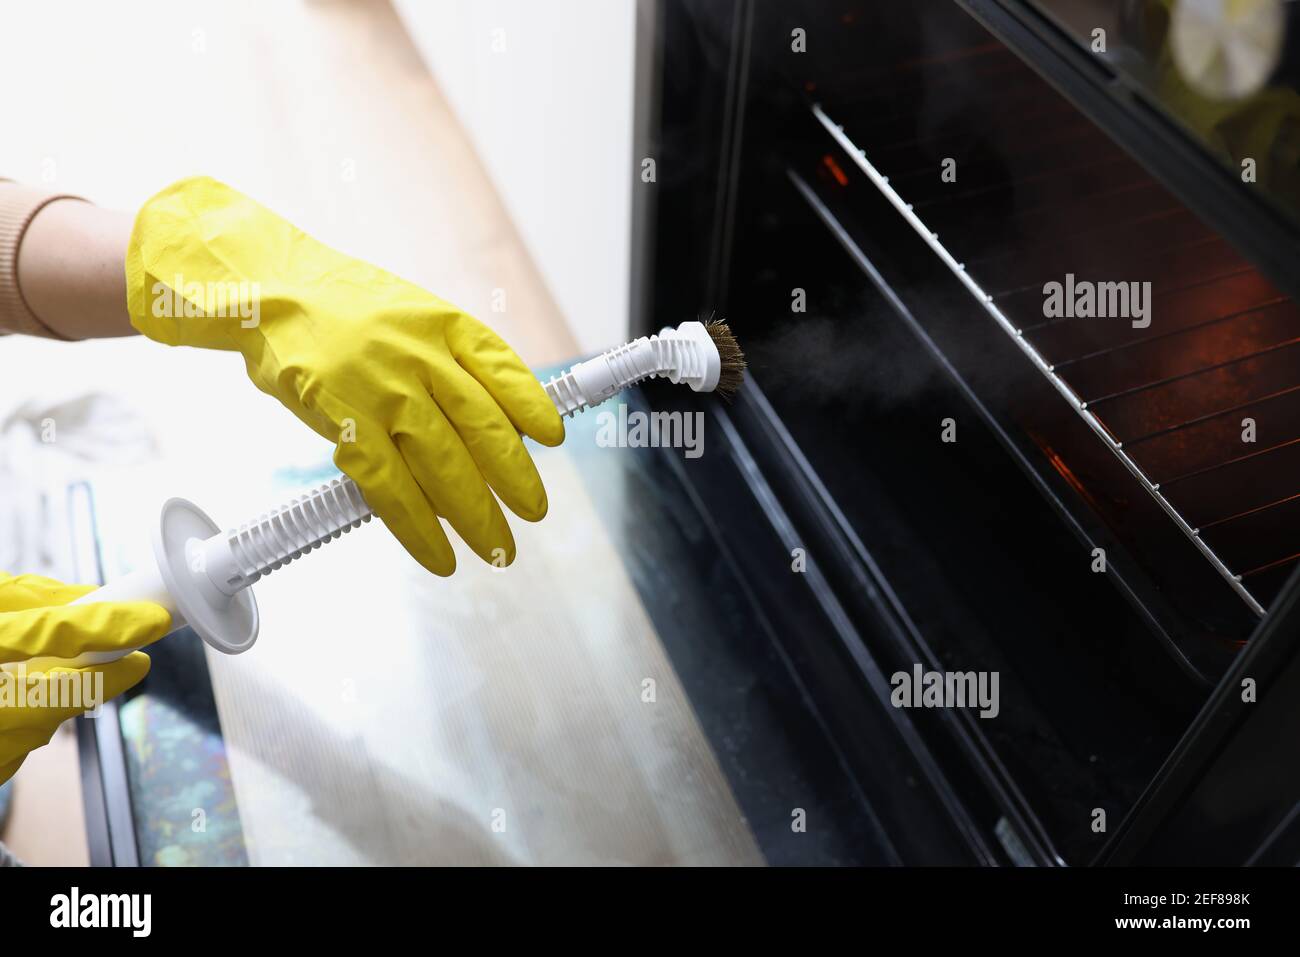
[42,321,744,667]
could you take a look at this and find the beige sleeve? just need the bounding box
[0,179,87,339]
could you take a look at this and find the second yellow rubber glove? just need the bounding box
[0,573,170,786]
[124,177,564,576]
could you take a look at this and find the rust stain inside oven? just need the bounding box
[811,41,1300,617]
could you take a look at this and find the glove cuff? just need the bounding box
[125,176,266,350]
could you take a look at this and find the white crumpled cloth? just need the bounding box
[0,391,156,580]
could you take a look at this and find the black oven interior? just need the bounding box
[633,0,1300,865]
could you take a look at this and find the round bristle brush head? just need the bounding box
[705,320,746,398]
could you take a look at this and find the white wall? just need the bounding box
[392,0,637,354]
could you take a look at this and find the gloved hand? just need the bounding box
[124,176,564,576]
[0,573,170,786]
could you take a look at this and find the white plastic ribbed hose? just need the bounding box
[542,322,720,417]
[201,476,372,593]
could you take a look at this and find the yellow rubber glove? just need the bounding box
[0,573,170,786]
[125,176,564,576]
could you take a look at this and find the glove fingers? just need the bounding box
[0,573,97,612]
[32,652,153,724]
[335,426,458,576]
[392,395,518,567]
[0,650,147,780]
[100,651,153,699]
[0,722,60,763]
[429,364,550,523]
[0,601,170,665]
[0,655,151,772]
[446,318,565,448]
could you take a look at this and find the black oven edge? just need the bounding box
[1099,562,1300,865]
[68,481,139,868]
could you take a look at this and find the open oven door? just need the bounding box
[631,0,1300,865]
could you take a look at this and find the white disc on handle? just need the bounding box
[154,497,259,656]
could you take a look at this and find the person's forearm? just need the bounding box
[15,199,135,339]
